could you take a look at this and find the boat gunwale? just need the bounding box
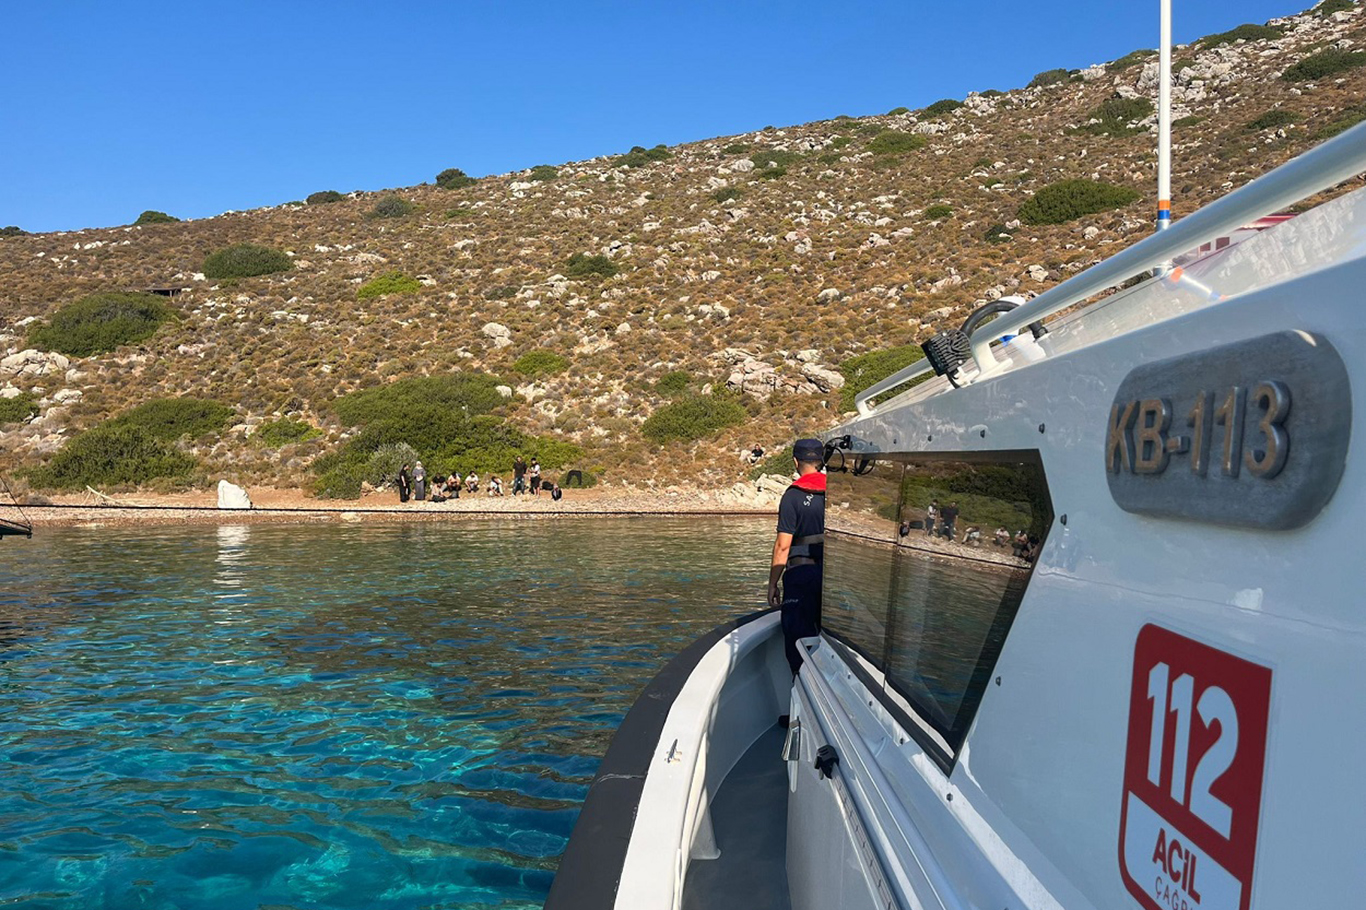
[544,606,776,910]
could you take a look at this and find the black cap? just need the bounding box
[793,438,824,461]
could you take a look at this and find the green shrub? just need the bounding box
[1246,109,1301,131]
[749,450,795,481]
[1018,179,1141,225]
[980,89,1006,97]
[1283,48,1366,81]
[924,204,953,219]
[369,196,415,218]
[984,223,1015,244]
[107,398,235,441]
[27,292,176,357]
[307,190,345,204]
[134,210,179,225]
[1201,23,1284,48]
[923,99,962,117]
[1110,48,1157,70]
[0,226,25,237]
[203,243,293,279]
[612,145,673,168]
[654,370,692,396]
[254,418,320,447]
[756,166,787,180]
[641,393,747,443]
[565,252,619,278]
[333,374,506,429]
[528,165,558,182]
[513,350,569,376]
[829,136,853,149]
[0,392,39,425]
[357,271,422,299]
[1173,115,1206,128]
[866,131,927,155]
[750,149,800,169]
[483,284,518,300]
[838,344,934,411]
[711,186,742,204]
[1076,96,1154,136]
[721,143,751,155]
[1028,68,1071,88]
[1315,106,1366,138]
[887,106,910,115]
[27,425,197,491]
[436,168,477,189]
[446,207,475,220]
[315,374,579,499]
[1316,0,1357,14]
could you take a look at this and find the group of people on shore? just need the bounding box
[395,455,562,504]
[905,499,1040,563]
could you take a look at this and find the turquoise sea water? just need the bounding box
[0,517,771,909]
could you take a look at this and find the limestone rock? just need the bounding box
[217,480,253,510]
[1027,264,1049,281]
[495,385,514,399]
[816,288,841,303]
[801,363,846,392]
[482,322,513,348]
[2,349,70,378]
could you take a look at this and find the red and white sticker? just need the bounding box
[1119,625,1272,910]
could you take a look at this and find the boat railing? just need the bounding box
[854,120,1366,416]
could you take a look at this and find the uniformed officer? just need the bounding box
[767,437,826,674]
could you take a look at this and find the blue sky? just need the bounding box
[1,0,1309,233]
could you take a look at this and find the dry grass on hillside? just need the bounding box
[3,1,1365,496]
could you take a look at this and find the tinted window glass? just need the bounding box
[823,454,1052,767]
[822,459,903,666]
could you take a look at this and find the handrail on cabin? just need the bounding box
[854,121,1366,416]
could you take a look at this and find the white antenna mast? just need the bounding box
[1157,0,1173,235]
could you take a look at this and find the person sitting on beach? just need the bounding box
[550,483,563,501]
[995,527,1010,547]
[466,472,480,494]
[429,478,448,503]
[489,476,504,496]
[447,472,461,499]
[963,527,982,547]
[1012,530,1029,558]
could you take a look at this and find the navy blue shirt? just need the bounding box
[777,483,825,565]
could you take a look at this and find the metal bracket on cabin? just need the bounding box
[781,720,802,762]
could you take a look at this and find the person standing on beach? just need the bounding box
[768,438,826,674]
[925,499,938,537]
[529,458,541,495]
[413,462,427,501]
[941,501,959,540]
[512,456,527,496]
[398,464,412,503]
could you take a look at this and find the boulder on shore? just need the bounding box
[217,480,253,510]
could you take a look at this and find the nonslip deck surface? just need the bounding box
[682,724,792,910]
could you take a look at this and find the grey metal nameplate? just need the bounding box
[1105,330,1351,529]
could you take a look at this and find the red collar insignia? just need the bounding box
[792,473,827,492]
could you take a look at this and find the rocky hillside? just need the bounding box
[3,0,1365,497]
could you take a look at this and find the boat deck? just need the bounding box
[682,724,791,910]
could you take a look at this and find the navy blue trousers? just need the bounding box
[780,563,822,674]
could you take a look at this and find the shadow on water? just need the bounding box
[0,517,771,909]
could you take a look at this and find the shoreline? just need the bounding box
[0,487,778,528]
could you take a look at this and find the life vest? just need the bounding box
[786,472,826,567]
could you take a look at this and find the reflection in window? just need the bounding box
[822,455,1052,767]
[822,460,903,667]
